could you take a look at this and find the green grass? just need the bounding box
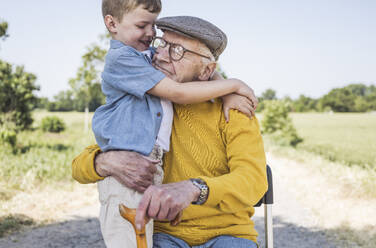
[290,113,376,169]
[0,214,34,238]
[0,111,95,196]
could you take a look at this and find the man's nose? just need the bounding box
[155,45,170,62]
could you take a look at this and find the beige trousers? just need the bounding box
[97,146,164,248]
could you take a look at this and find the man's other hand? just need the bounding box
[135,180,200,230]
[95,150,159,193]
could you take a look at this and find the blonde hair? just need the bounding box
[102,0,162,21]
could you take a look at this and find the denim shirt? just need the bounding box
[92,40,166,155]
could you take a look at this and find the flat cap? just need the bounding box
[156,16,227,61]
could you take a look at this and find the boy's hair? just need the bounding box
[102,0,162,21]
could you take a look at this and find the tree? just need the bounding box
[69,38,107,131]
[257,88,278,112]
[0,20,8,40]
[292,94,317,112]
[317,83,376,112]
[261,89,277,100]
[0,60,39,130]
[261,100,303,146]
[0,20,39,130]
[47,90,75,111]
[319,88,355,112]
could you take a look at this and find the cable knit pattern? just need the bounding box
[154,99,267,246]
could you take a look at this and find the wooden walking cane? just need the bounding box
[119,204,183,248]
[119,204,148,248]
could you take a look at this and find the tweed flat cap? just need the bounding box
[156,16,227,60]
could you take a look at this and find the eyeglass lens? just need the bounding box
[153,37,185,61]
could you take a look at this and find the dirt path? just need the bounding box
[1,152,374,247]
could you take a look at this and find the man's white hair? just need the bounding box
[197,42,216,78]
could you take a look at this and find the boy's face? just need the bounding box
[108,5,158,51]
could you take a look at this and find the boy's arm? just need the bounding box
[147,77,253,104]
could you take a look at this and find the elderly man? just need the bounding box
[72,16,267,248]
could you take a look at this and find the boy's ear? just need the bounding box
[104,15,117,34]
[198,62,217,81]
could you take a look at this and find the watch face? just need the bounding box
[190,178,209,205]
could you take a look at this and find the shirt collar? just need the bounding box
[110,39,126,49]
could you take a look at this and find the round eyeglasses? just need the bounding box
[151,37,213,62]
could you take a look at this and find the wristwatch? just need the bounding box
[190,178,209,205]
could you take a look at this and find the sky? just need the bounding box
[1,0,375,99]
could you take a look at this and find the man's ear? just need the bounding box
[104,15,118,34]
[198,62,217,81]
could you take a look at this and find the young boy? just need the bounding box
[94,1,257,247]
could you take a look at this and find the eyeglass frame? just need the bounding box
[151,36,213,62]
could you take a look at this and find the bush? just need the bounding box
[0,113,18,151]
[261,100,303,146]
[0,128,17,148]
[41,116,66,133]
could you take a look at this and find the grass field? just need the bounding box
[0,111,95,201]
[290,113,376,169]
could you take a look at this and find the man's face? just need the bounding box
[152,31,206,83]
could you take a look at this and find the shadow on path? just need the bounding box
[1,215,369,248]
[254,215,369,248]
[0,217,105,248]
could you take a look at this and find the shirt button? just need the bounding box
[157,112,161,117]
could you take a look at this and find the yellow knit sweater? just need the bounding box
[72,99,267,246]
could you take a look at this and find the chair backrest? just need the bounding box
[254,165,273,207]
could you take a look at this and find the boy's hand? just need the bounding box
[232,79,258,109]
[222,94,256,122]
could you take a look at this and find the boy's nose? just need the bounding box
[146,26,156,37]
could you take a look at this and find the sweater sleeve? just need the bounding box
[198,112,268,213]
[71,144,105,184]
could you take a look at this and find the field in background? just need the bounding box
[290,113,376,169]
[1,111,95,189]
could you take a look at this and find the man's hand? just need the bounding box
[95,150,159,193]
[135,180,200,230]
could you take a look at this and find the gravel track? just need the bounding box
[0,153,358,248]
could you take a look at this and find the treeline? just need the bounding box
[257,84,376,113]
[42,83,376,113]
[37,84,105,112]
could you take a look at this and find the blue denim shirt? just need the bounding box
[92,40,166,155]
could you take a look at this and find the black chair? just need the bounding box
[254,165,274,248]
